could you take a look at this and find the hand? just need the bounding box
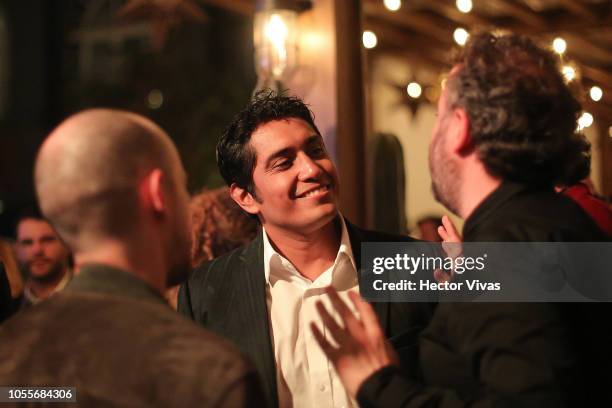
[435,215,463,283]
[310,287,399,398]
[437,215,462,243]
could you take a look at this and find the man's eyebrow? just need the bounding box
[264,134,323,168]
[305,134,323,145]
[265,147,293,168]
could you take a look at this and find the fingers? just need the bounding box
[441,215,462,242]
[310,322,336,359]
[437,225,448,241]
[315,300,346,345]
[434,268,452,283]
[347,291,384,340]
[325,287,362,335]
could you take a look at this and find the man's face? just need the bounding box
[16,218,70,281]
[429,78,461,215]
[247,118,340,234]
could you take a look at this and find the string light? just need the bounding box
[407,82,422,98]
[384,0,401,12]
[561,65,575,82]
[552,37,567,54]
[590,86,603,102]
[362,31,378,49]
[577,112,593,131]
[453,28,469,46]
[456,0,473,13]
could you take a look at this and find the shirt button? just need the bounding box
[319,384,326,392]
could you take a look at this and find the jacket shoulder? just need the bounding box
[179,235,263,321]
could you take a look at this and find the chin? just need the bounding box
[299,205,339,232]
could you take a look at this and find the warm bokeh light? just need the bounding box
[562,65,575,82]
[407,82,422,98]
[577,112,593,131]
[146,89,163,109]
[363,30,378,49]
[552,37,567,54]
[453,28,469,46]
[456,0,473,13]
[384,0,401,12]
[265,14,289,56]
[590,86,603,102]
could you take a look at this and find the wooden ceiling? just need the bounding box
[201,0,611,123]
[361,0,612,124]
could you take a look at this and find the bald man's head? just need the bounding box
[35,109,187,256]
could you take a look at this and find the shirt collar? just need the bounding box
[23,268,72,305]
[262,215,356,285]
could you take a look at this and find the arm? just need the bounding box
[313,288,570,408]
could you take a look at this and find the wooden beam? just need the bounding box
[558,0,599,20]
[336,0,367,226]
[425,0,490,28]
[564,34,612,66]
[527,13,612,35]
[488,0,548,28]
[364,19,453,67]
[580,65,612,92]
[363,1,452,44]
[372,46,450,72]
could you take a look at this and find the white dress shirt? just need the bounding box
[263,217,360,408]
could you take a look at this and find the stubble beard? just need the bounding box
[429,132,461,216]
[26,259,67,284]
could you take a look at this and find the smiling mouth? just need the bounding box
[299,184,331,198]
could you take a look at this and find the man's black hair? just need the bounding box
[216,90,321,194]
[447,32,590,187]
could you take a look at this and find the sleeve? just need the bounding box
[357,303,572,408]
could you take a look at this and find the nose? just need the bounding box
[32,241,44,256]
[297,152,323,182]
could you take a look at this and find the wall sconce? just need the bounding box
[253,0,312,94]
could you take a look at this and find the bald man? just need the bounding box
[0,110,264,407]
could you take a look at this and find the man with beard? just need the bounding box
[15,210,72,308]
[312,32,607,407]
[0,109,264,407]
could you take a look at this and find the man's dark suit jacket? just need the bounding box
[178,220,434,407]
[357,182,610,408]
[0,264,264,407]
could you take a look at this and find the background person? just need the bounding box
[14,209,71,308]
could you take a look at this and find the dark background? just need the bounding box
[0,0,256,237]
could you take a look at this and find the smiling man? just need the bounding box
[15,210,72,308]
[179,92,432,408]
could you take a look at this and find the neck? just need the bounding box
[27,269,68,300]
[264,217,341,281]
[74,238,166,295]
[458,160,502,219]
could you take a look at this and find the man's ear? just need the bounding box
[141,169,166,214]
[229,183,260,215]
[451,107,473,154]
